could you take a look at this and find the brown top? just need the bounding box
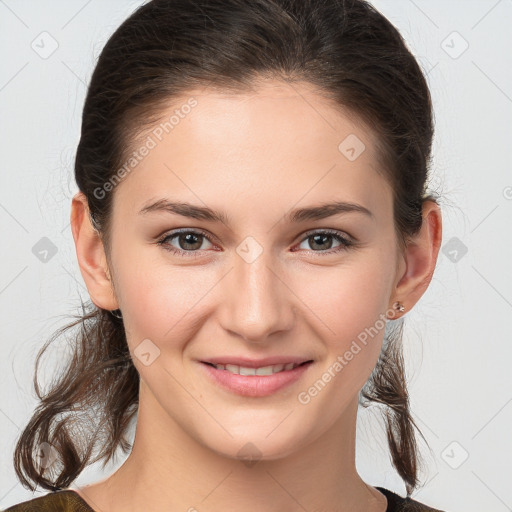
[3,487,446,511]
[3,490,93,511]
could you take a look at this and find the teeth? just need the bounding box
[213,362,299,375]
[256,365,277,375]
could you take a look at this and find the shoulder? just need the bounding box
[376,487,447,512]
[3,490,94,512]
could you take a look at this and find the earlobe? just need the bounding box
[390,200,443,314]
[70,192,119,311]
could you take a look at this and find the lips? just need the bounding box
[198,359,313,398]
[197,356,314,397]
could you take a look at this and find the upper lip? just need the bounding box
[200,356,314,368]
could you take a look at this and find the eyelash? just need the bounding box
[156,228,354,258]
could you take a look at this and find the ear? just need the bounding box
[70,192,119,311]
[390,200,443,315]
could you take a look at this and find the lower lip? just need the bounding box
[198,361,313,397]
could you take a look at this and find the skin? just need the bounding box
[70,79,442,512]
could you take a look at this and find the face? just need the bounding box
[104,80,404,460]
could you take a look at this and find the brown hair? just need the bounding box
[14,0,440,497]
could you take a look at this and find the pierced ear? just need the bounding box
[391,200,442,312]
[70,192,119,311]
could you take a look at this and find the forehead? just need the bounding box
[112,80,392,221]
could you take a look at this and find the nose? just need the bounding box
[218,248,295,343]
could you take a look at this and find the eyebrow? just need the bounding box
[138,198,374,224]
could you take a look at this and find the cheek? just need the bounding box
[114,254,217,347]
[293,259,390,380]
[298,258,390,337]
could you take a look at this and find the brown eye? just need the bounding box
[175,232,204,251]
[157,229,214,256]
[296,230,353,253]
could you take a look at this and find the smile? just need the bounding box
[205,362,307,375]
[199,360,314,397]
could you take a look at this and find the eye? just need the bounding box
[295,229,354,254]
[156,229,214,257]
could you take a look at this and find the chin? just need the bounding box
[191,415,315,464]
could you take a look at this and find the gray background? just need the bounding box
[1,1,511,511]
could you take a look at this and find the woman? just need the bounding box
[7,0,445,510]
